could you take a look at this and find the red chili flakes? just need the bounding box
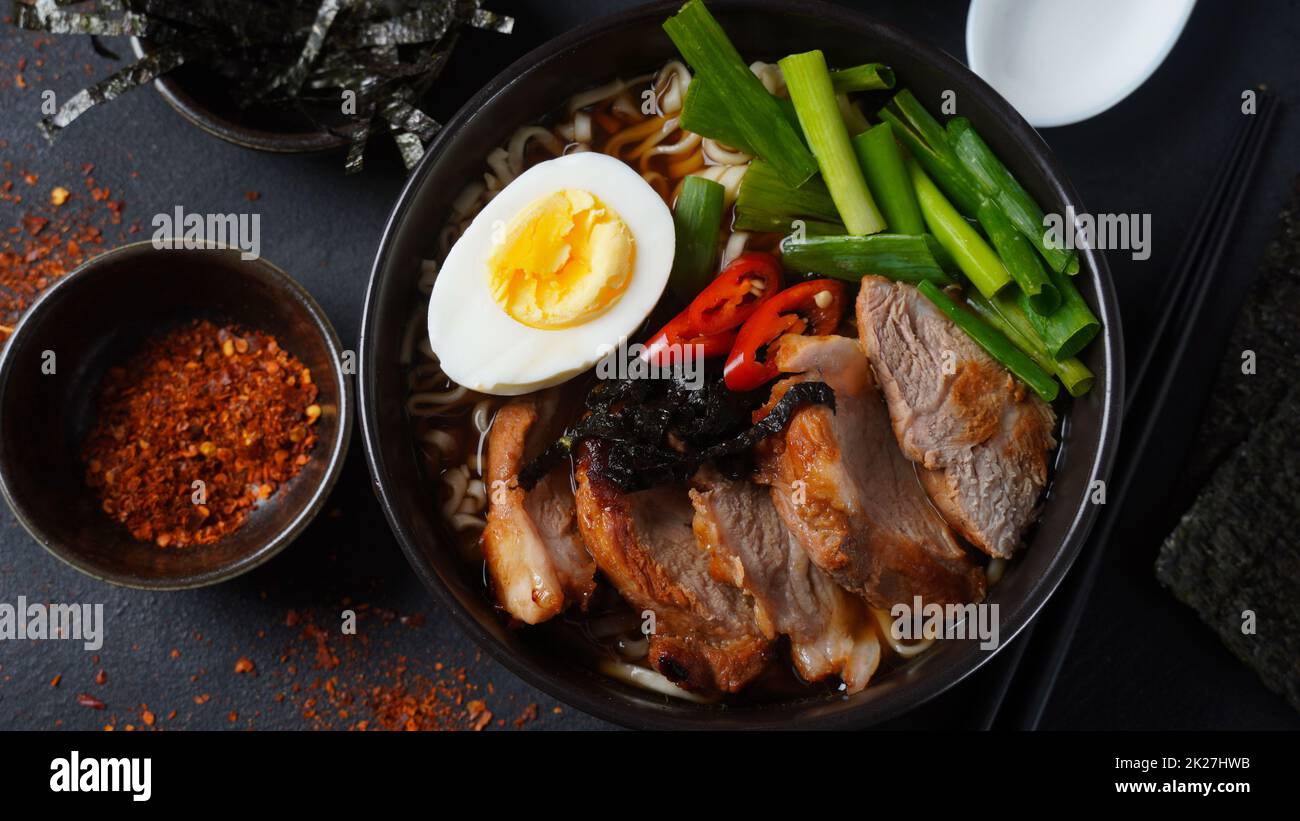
[306,624,339,670]
[244,191,260,201]
[513,703,538,728]
[234,657,255,675]
[94,669,107,685]
[81,320,320,548]
[270,609,491,731]
[467,700,493,731]
[77,693,106,710]
[194,694,210,705]
[141,709,156,727]
[2,166,116,338]
[49,674,61,688]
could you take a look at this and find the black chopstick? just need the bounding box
[1123,106,1258,415]
[980,90,1278,731]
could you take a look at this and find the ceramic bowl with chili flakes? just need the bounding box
[0,240,353,589]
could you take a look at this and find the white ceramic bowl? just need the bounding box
[967,0,1197,128]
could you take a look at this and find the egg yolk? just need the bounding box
[487,189,635,329]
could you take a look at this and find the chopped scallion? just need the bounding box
[669,175,726,300]
[779,49,886,235]
[664,1,817,185]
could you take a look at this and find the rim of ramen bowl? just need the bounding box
[360,0,1124,729]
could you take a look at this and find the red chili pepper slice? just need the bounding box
[723,279,845,392]
[643,318,736,367]
[685,252,782,336]
[642,252,782,367]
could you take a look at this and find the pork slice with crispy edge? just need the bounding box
[481,394,596,624]
[756,334,986,608]
[691,469,880,692]
[574,440,772,693]
[856,277,1056,558]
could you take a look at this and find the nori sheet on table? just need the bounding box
[1177,177,1300,492]
[1157,177,1300,713]
[1156,385,1300,712]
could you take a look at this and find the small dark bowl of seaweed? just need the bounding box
[19,0,511,164]
[114,0,510,160]
[360,0,1124,728]
[129,37,348,154]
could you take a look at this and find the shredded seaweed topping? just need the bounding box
[519,373,835,493]
[11,0,514,172]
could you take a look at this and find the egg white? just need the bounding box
[427,153,674,396]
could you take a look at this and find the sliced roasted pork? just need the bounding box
[756,334,986,608]
[482,395,596,624]
[691,471,880,692]
[574,441,772,692]
[856,277,1056,558]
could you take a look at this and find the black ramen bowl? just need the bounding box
[0,241,353,590]
[360,0,1124,728]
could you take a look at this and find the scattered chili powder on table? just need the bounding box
[1,166,121,339]
[270,608,500,731]
[82,319,321,548]
[76,693,106,710]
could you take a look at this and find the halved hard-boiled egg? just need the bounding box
[427,153,674,396]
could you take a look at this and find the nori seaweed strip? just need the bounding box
[380,87,443,170]
[700,382,835,462]
[518,379,835,493]
[350,4,459,47]
[382,86,442,141]
[387,128,426,171]
[14,2,155,37]
[469,6,514,34]
[343,98,378,175]
[261,0,349,97]
[309,44,448,90]
[39,46,186,139]
[130,0,297,45]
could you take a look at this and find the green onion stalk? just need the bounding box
[917,280,1059,402]
[780,49,886,235]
